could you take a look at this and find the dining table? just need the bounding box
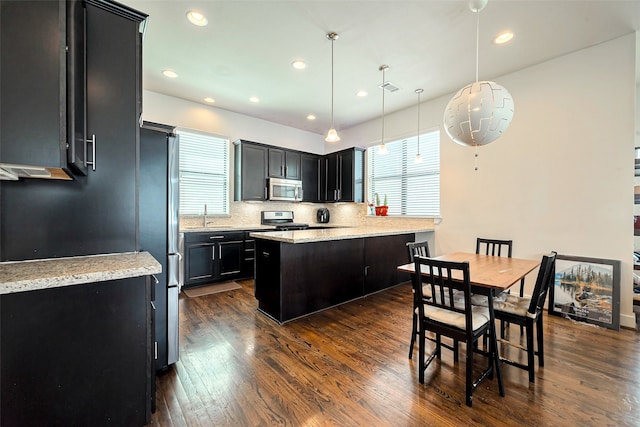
[397,251,541,390]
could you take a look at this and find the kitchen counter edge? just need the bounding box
[0,251,162,295]
[249,226,434,243]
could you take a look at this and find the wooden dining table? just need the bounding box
[397,251,541,392]
[397,251,541,293]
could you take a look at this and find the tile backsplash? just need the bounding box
[180,202,435,229]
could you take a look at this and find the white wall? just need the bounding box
[340,34,637,328]
[142,91,326,154]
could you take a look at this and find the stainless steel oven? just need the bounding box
[268,177,303,202]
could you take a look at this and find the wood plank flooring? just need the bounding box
[149,279,640,426]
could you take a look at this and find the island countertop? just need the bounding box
[249,225,434,244]
[0,251,162,295]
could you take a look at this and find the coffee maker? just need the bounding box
[316,208,330,223]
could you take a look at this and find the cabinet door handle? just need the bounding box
[86,134,96,171]
[212,247,216,261]
[264,186,268,199]
[209,236,224,239]
[219,245,222,259]
[262,251,270,259]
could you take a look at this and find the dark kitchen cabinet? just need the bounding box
[219,237,244,278]
[363,234,413,294]
[301,153,321,202]
[0,0,146,261]
[184,231,246,287]
[241,232,256,278]
[1,276,154,426]
[268,148,301,180]
[234,140,268,201]
[0,0,71,176]
[322,148,364,203]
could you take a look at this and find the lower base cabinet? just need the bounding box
[255,234,412,323]
[0,277,153,426]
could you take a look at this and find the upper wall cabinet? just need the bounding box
[1,0,147,261]
[322,148,364,203]
[301,153,320,202]
[268,148,301,180]
[234,140,363,203]
[0,0,88,179]
[234,140,268,201]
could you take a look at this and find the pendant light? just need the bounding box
[414,88,423,164]
[378,65,389,155]
[443,0,514,149]
[325,33,340,143]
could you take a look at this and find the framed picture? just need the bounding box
[548,254,620,330]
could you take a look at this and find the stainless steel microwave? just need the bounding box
[269,177,303,202]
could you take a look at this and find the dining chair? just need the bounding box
[406,241,459,361]
[493,251,557,383]
[412,255,504,407]
[475,238,523,336]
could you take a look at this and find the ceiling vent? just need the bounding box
[379,81,400,92]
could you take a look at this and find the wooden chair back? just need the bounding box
[476,238,513,258]
[407,241,430,263]
[527,252,557,316]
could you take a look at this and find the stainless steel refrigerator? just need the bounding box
[140,122,180,371]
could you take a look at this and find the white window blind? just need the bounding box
[177,130,229,215]
[367,130,440,216]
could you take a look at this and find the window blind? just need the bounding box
[367,130,440,216]
[177,130,229,215]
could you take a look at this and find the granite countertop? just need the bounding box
[180,224,274,233]
[249,225,434,244]
[0,251,162,295]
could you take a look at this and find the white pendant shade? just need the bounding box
[443,80,514,147]
[378,143,388,155]
[325,128,340,143]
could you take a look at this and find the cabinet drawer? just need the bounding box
[184,231,244,243]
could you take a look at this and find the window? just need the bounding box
[367,130,440,216]
[177,129,229,215]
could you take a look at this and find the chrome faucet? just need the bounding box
[203,204,214,227]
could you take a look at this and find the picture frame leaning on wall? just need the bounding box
[548,254,620,330]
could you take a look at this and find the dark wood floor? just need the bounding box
[150,280,640,426]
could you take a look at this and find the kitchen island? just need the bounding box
[250,226,433,323]
[0,252,161,426]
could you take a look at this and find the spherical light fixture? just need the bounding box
[443,0,514,148]
[444,81,514,146]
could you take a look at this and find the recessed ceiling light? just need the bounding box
[249,96,260,103]
[356,90,368,97]
[494,31,514,45]
[307,114,316,120]
[204,97,215,103]
[292,60,306,70]
[162,69,178,78]
[186,10,208,26]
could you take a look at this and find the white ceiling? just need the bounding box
[120,0,640,136]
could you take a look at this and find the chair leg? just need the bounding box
[419,327,425,384]
[465,341,473,407]
[490,319,505,396]
[453,340,459,363]
[536,315,544,368]
[408,311,417,359]
[526,322,535,383]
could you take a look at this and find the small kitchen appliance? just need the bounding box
[316,208,330,223]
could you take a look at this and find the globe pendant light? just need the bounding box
[325,33,340,143]
[443,0,514,149]
[415,88,423,164]
[378,65,389,155]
